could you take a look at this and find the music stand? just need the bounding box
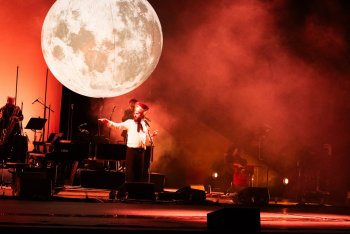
[25,117,47,142]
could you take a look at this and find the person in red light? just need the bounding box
[0,96,24,162]
[223,144,248,193]
[99,101,157,183]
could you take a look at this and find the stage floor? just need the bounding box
[1,185,350,233]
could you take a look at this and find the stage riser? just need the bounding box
[80,170,125,190]
[79,170,165,192]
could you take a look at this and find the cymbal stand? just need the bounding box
[256,127,271,187]
[106,106,117,170]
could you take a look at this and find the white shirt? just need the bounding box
[109,119,148,149]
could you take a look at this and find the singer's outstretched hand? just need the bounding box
[98,118,109,124]
[151,130,159,138]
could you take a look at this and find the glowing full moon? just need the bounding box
[41,0,163,98]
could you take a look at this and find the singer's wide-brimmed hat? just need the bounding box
[135,102,149,113]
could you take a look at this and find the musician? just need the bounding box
[223,144,248,192]
[99,102,157,183]
[0,96,24,162]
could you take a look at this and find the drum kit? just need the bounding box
[233,164,255,187]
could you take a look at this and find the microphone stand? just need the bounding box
[35,99,54,144]
[47,104,53,140]
[20,102,24,135]
[108,106,116,143]
[145,120,154,184]
[97,105,104,138]
[105,106,116,170]
[67,104,74,141]
[43,68,48,142]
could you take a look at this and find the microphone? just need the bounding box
[145,117,151,122]
[144,119,150,127]
[109,106,116,120]
[32,98,39,104]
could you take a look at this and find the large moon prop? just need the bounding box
[41,0,163,98]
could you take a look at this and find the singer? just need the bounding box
[0,96,24,162]
[98,101,157,183]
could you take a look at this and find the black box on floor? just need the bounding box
[0,168,13,185]
[237,187,270,205]
[13,169,53,199]
[150,173,165,192]
[80,169,125,190]
[176,185,206,202]
[157,191,178,201]
[207,207,261,232]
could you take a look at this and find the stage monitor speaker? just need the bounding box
[118,182,156,200]
[150,173,165,192]
[13,169,53,200]
[207,207,261,233]
[237,187,270,205]
[176,185,206,203]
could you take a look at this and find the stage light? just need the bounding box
[282,177,289,185]
[212,172,219,179]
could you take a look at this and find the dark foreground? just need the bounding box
[1,185,350,234]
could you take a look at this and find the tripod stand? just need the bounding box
[145,123,156,184]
